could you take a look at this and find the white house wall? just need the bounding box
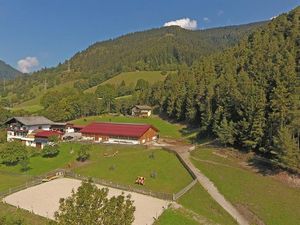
[104,138,140,145]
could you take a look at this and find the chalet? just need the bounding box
[5,116,54,147]
[4,116,67,148]
[132,105,152,117]
[80,122,158,144]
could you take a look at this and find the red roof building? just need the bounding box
[80,122,159,144]
[34,130,63,149]
[35,130,63,139]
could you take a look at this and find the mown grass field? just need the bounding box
[179,183,238,225]
[0,143,192,194]
[191,147,300,225]
[74,144,193,194]
[0,173,31,193]
[85,71,167,93]
[71,115,184,139]
[0,143,78,176]
[154,208,199,225]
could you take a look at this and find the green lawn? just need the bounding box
[71,115,184,139]
[0,173,31,193]
[191,148,300,225]
[179,183,238,225]
[154,208,199,225]
[0,143,193,194]
[0,202,48,225]
[74,144,193,194]
[85,71,167,93]
[0,143,78,177]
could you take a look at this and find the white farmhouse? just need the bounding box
[5,116,54,147]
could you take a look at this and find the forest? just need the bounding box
[1,7,299,171]
[138,7,300,170]
[0,21,264,105]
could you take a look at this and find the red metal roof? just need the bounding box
[80,122,158,138]
[35,130,63,138]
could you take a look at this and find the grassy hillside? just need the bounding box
[85,71,167,93]
[191,147,300,225]
[1,22,266,106]
[12,80,77,112]
[178,184,238,225]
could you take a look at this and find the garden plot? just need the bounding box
[3,178,169,225]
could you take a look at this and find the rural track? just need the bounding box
[165,144,250,225]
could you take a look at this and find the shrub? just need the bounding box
[150,170,157,179]
[0,142,27,166]
[19,158,30,172]
[41,145,60,158]
[76,145,90,162]
[149,152,155,159]
[109,164,116,171]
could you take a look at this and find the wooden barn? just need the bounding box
[80,122,159,144]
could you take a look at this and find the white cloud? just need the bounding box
[17,56,39,73]
[203,17,210,22]
[164,18,197,30]
[270,15,277,20]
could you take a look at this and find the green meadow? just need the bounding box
[191,147,300,225]
[85,71,168,93]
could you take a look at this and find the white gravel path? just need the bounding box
[3,178,169,225]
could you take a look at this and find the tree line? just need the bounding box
[137,7,300,170]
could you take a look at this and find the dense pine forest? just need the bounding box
[139,7,300,170]
[0,7,299,171]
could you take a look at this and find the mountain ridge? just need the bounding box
[0,60,22,79]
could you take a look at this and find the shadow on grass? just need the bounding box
[247,157,281,176]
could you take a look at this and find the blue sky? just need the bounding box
[0,0,299,72]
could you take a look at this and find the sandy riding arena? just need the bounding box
[3,178,169,225]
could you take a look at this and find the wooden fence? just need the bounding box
[64,171,174,200]
[0,148,199,202]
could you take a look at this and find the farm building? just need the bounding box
[4,116,65,148]
[80,122,158,144]
[5,116,54,147]
[34,130,63,149]
[132,105,152,117]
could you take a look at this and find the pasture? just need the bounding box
[85,71,168,93]
[73,144,194,194]
[191,147,300,225]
